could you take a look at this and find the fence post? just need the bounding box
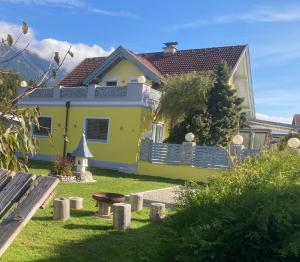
[181,141,195,165]
[140,138,153,162]
[231,144,244,164]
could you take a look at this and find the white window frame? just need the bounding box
[84,117,110,144]
[152,122,164,143]
[31,116,52,139]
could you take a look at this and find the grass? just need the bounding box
[1,161,182,262]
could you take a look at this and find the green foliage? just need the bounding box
[160,62,244,146]
[157,72,213,125]
[50,157,74,176]
[21,21,28,34]
[6,34,13,46]
[162,150,300,261]
[0,70,21,98]
[165,108,212,145]
[0,100,39,171]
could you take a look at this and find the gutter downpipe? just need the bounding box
[63,101,70,157]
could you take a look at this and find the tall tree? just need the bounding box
[159,62,245,146]
[157,72,213,126]
[0,22,73,171]
[207,62,245,146]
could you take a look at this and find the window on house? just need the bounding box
[85,118,110,142]
[32,117,52,137]
[152,123,164,143]
[106,81,117,87]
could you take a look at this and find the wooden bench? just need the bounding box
[0,168,59,257]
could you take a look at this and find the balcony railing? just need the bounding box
[20,83,161,109]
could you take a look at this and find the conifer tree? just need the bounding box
[207,61,245,146]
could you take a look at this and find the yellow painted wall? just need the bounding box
[137,161,221,182]
[34,106,66,157]
[99,59,151,86]
[34,106,155,165]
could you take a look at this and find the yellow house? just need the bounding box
[19,43,255,173]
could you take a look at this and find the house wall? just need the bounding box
[32,105,156,170]
[231,50,255,119]
[99,59,151,86]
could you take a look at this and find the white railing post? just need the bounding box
[181,141,196,165]
[87,84,96,99]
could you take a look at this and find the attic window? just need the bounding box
[106,81,117,87]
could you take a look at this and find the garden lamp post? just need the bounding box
[231,134,244,164]
[181,132,195,165]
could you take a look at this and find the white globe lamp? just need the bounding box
[185,132,195,142]
[287,137,300,149]
[138,76,146,84]
[232,134,244,145]
[20,80,28,88]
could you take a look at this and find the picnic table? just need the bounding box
[0,169,59,257]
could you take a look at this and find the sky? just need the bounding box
[0,0,299,123]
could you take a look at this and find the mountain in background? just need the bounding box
[0,47,66,86]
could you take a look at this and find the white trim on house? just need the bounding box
[83,116,111,144]
[31,115,52,139]
[19,101,149,107]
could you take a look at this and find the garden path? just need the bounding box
[135,186,180,208]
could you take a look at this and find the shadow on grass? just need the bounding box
[28,160,184,185]
[28,160,52,170]
[91,167,184,185]
[131,217,149,223]
[32,216,53,222]
[33,222,169,262]
[70,210,95,218]
[64,223,112,231]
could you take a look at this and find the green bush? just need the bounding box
[162,150,300,262]
[50,157,73,176]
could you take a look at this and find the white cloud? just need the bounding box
[0,0,138,18]
[0,0,86,8]
[0,21,114,71]
[167,6,300,31]
[91,8,139,19]
[256,113,292,124]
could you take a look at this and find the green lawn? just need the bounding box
[1,161,182,262]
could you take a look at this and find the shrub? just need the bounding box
[161,150,300,262]
[50,157,73,176]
